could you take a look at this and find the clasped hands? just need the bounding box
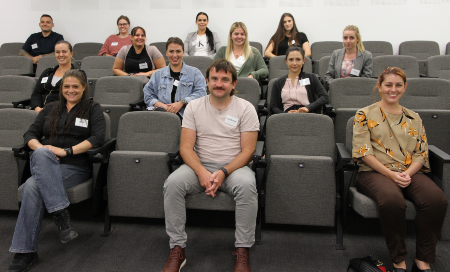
[288,107,309,113]
[42,145,66,160]
[198,168,226,197]
[389,171,411,188]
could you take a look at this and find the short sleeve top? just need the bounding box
[352,103,429,173]
[116,45,163,74]
[275,32,308,56]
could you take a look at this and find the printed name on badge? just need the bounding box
[225,115,238,127]
[41,77,48,84]
[192,40,198,46]
[75,118,89,128]
[350,68,360,76]
[173,80,179,87]
[139,62,148,69]
[31,43,38,49]
[299,78,310,86]
[111,42,118,46]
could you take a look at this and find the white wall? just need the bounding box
[2,0,449,54]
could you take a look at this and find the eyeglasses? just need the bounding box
[118,23,128,27]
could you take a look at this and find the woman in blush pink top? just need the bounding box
[270,45,328,114]
[98,15,132,57]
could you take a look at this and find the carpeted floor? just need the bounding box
[1,203,449,272]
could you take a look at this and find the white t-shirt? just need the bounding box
[182,95,260,163]
[51,76,62,87]
[194,34,208,57]
[229,52,246,73]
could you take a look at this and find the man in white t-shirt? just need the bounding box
[162,59,259,272]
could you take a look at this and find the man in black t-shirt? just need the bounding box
[20,14,64,65]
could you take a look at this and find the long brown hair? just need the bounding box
[48,69,92,142]
[266,13,300,56]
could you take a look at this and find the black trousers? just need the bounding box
[356,171,447,264]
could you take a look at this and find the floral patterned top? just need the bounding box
[340,59,355,78]
[352,103,429,173]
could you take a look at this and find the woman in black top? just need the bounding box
[31,40,75,113]
[270,46,328,114]
[7,70,105,272]
[264,13,311,59]
[112,26,166,77]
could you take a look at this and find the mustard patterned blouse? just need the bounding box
[352,103,429,173]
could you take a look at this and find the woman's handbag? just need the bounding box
[348,256,387,272]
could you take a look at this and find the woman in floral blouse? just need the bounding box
[352,67,447,272]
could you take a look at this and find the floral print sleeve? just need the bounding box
[352,109,374,160]
[411,120,430,172]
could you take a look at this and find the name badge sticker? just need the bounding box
[192,40,198,46]
[139,62,148,69]
[31,43,38,49]
[350,68,360,76]
[299,78,310,86]
[111,42,118,46]
[75,118,89,128]
[292,40,296,45]
[225,115,239,128]
[173,80,179,87]
[237,56,245,64]
[41,77,48,84]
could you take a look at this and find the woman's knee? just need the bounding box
[31,147,55,162]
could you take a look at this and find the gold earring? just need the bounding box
[379,92,382,98]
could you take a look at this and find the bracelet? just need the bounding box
[219,167,229,178]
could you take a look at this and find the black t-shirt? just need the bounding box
[124,46,153,74]
[275,32,308,56]
[22,31,64,56]
[170,68,181,103]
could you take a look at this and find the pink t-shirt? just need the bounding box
[98,34,132,56]
[340,59,355,78]
[281,77,310,111]
[182,95,260,163]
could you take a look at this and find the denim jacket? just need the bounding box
[143,62,207,116]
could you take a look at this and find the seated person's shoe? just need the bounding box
[53,209,78,243]
[162,246,186,272]
[233,248,251,272]
[7,252,39,272]
[412,261,432,272]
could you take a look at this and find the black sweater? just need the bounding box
[270,72,328,114]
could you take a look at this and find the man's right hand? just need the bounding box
[197,168,213,191]
[34,107,43,113]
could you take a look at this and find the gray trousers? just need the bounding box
[163,162,258,248]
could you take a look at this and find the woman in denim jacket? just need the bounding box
[143,37,207,118]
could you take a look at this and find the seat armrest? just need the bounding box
[263,57,269,65]
[260,75,268,86]
[336,143,354,171]
[129,99,146,111]
[419,74,428,78]
[12,99,32,109]
[252,141,265,172]
[257,99,266,113]
[87,138,116,163]
[323,104,336,117]
[429,145,450,163]
[258,115,266,141]
[168,151,182,164]
[13,143,31,159]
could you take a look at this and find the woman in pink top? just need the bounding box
[98,15,132,57]
[270,45,328,114]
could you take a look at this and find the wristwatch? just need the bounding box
[181,99,188,106]
[64,147,73,156]
[219,167,229,178]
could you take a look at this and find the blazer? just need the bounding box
[214,46,268,81]
[324,48,373,86]
[270,73,329,114]
[184,31,222,58]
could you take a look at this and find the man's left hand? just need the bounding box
[167,101,183,114]
[205,170,226,197]
[32,55,42,64]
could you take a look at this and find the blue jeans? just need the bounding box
[9,148,90,253]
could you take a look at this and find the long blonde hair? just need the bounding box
[343,25,364,52]
[225,22,254,61]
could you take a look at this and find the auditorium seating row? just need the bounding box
[1,107,449,250]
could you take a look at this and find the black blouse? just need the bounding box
[275,32,308,56]
[124,46,153,74]
[24,101,105,165]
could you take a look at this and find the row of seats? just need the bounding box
[1,108,449,249]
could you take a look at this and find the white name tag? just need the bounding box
[237,56,245,64]
[31,43,38,49]
[139,62,148,69]
[192,40,198,46]
[111,42,118,46]
[173,80,179,87]
[299,78,310,86]
[292,40,296,45]
[350,68,360,76]
[41,77,48,84]
[75,118,89,128]
[225,115,238,127]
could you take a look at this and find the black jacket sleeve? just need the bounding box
[305,73,329,113]
[270,76,287,114]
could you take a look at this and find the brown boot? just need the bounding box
[162,246,186,272]
[233,248,251,272]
